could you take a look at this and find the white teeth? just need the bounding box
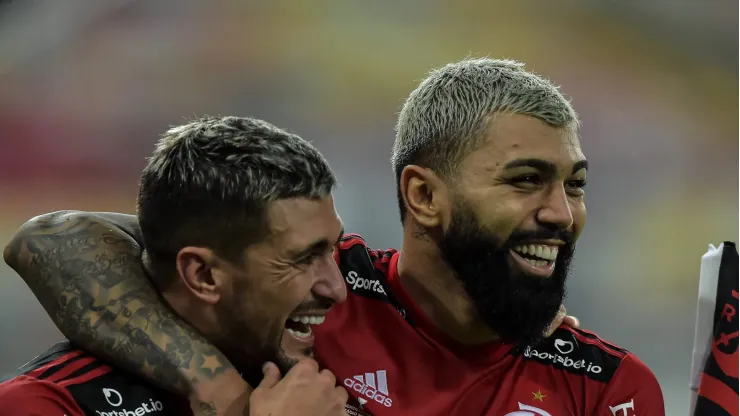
[287,327,312,338]
[289,316,325,326]
[513,244,559,261]
[542,246,551,259]
[524,258,549,267]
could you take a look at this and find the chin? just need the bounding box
[276,332,314,371]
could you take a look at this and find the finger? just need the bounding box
[334,385,349,404]
[564,315,580,328]
[319,368,337,386]
[295,358,320,372]
[257,361,281,389]
[283,358,320,380]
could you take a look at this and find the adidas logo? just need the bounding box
[343,370,393,408]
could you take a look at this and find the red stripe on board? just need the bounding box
[26,350,85,379]
[698,373,739,416]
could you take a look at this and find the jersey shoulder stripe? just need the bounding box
[569,327,628,356]
[337,233,396,269]
[516,326,628,383]
[2,342,185,415]
[337,234,401,308]
[338,233,365,247]
[24,349,85,380]
[2,341,112,387]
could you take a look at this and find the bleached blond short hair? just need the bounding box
[391,58,580,221]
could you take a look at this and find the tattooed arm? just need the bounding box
[3,210,250,415]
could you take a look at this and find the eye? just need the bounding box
[566,179,587,195]
[567,179,587,188]
[298,252,321,265]
[510,175,543,187]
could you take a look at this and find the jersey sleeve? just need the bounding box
[594,353,665,415]
[0,376,85,416]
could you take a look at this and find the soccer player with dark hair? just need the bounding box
[1,116,350,416]
[4,58,664,415]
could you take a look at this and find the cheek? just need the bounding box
[570,200,587,236]
[478,193,533,235]
[235,278,302,324]
[280,272,317,308]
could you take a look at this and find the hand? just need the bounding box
[188,369,252,416]
[250,359,349,416]
[545,304,581,337]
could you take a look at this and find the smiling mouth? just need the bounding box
[511,244,558,266]
[508,243,560,277]
[284,315,326,339]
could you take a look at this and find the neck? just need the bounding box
[142,250,221,347]
[143,252,257,377]
[397,225,498,345]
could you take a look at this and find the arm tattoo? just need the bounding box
[6,211,232,395]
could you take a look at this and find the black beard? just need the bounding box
[438,203,575,346]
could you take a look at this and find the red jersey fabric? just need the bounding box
[0,342,189,416]
[316,234,665,416]
[0,375,86,416]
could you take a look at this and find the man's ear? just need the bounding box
[175,247,223,304]
[399,165,450,229]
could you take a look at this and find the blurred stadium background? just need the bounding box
[0,1,736,414]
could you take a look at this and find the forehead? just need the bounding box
[263,196,342,246]
[465,113,584,173]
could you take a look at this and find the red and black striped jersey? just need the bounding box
[0,341,189,416]
[316,234,665,416]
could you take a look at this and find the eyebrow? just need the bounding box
[503,158,589,175]
[289,227,345,260]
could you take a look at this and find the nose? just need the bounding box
[536,185,574,231]
[311,253,347,304]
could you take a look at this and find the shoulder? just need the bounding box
[565,326,658,381]
[335,233,398,300]
[0,375,85,415]
[522,327,664,413]
[0,342,113,413]
[336,233,397,271]
[521,326,634,383]
[6,343,184,415]
[7,341,114,385]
